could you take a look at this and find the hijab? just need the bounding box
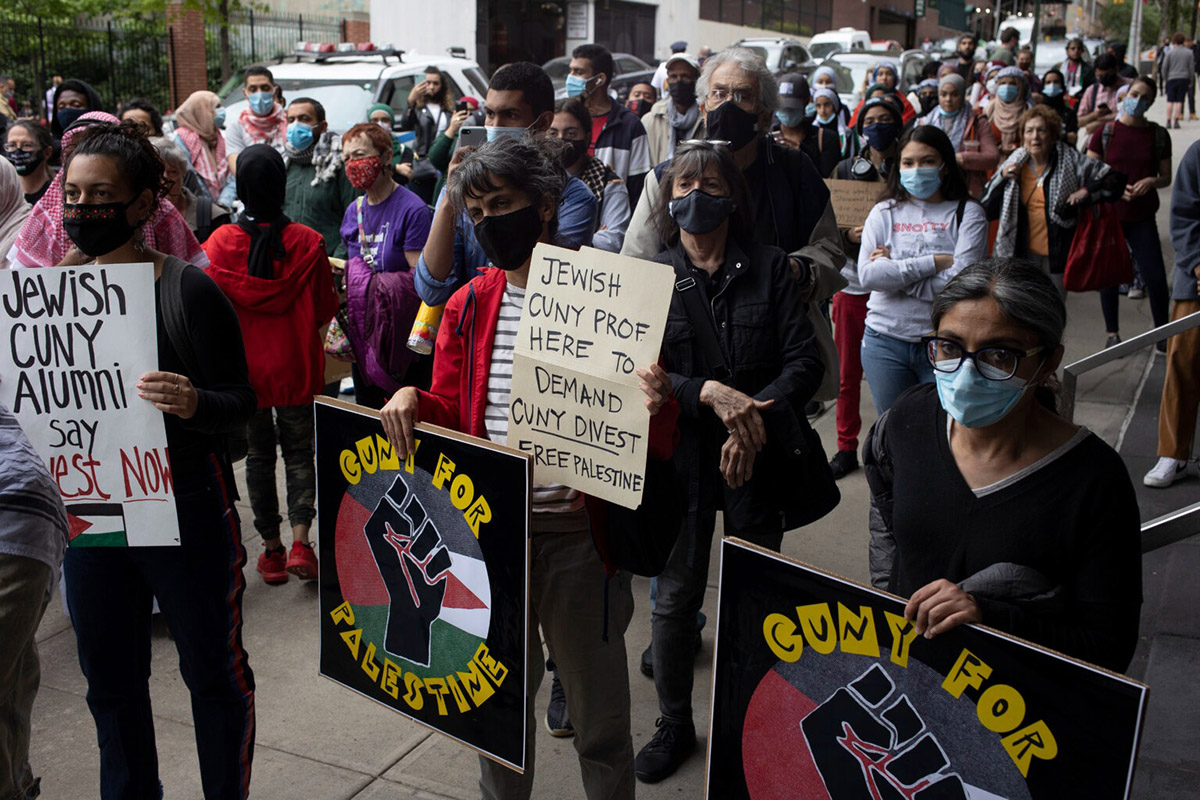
[234,144,290,279]
[920,73,971,150]
[987,66,1030,150]
[174,90,229,198]
[812,87,849,144]
[0,158,29,265]
[49,79,103,138]
[175,90,222,147]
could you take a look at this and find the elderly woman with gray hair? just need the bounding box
[150,136,231,243]
[863,258,1142,673]
[919,73,999,198]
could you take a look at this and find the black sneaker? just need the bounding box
[544,673,574,738]
[635,718,696,783]
[805,400,825,420]
[829,450,859,480]
[640,644,654,678]
[1105,334,1122,349]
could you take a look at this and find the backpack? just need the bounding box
[1101,121,1170,166]
[363,269,423,384]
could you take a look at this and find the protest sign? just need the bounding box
[825,179,884,228]
[0,264,179,547]
[507,243,673,509]
[707,538,1148,800]
[315,398,532,772]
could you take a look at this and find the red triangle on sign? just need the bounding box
[442,572,487,610]
[67,514,93,541]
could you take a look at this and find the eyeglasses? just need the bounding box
[923,336,1044,381]
[706,88,756,107]
[2,143,40,153]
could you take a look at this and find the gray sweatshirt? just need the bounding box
[1163,45,1195,82]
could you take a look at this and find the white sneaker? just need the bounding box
[1144,457,1188,488]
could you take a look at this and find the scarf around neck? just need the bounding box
[238,105,287,148]
[284,130,345,186]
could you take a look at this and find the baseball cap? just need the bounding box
[665,53,700,72]
[777,72,810,110]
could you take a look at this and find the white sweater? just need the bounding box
[857,196,989,342]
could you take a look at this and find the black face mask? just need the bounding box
[1099,72,1118,87]
[63,200,139,258]
[627,98,652,118]
[668,79,698,107]
[705,101,759,150]
[562,138,589,169]
[668,189,735,235]
[474,204,544,270]
[3,148,44,176]
[56,108,88,132]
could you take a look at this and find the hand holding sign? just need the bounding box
[137,371,198,419]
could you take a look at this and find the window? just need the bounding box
[700,1,832,37]
[616,57,646,75]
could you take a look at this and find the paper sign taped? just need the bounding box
[825,178,884,228]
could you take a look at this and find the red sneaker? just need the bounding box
[286,541,318,580]
[257,548,289,584]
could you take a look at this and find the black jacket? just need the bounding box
[656,238,826,531]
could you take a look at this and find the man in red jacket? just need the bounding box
[204,144,340,584]
[380,135,676,799]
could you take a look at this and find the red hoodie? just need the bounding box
[204,222,340,408]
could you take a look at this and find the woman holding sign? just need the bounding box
[637,140,834,783]
[57,121,258,799]
[862,259,1142,673]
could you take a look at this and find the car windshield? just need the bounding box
[1035,42,1069,75]
[221,78,377,135]
[810,42,844,59]
[742,45,781,68]
[827,55,875,95]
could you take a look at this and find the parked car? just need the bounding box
[543,52,655,100]
[809,28,871,60]
[820,49,930,109]
[730,36,818,77]
[217,45,489,136]
[869,40,904,55]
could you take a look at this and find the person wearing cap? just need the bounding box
[776,74,840,178]
[827,94,904,479]
[652,40,689,96]
[643,52,705,166]
[918,73,997,199]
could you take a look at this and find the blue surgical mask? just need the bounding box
[775,109,806,128]
[287,121,314,151]
[899,166,943,199]
[485,125,526,143]
[997,84,1019,103]
[934,359,1032,428]
[1122,95,1151,118]
[816,114,837,126]
[248,90,275,116]
[565,74,590,98]
[804,102,817,117]
[1043,82,1064,98]
[213,107,227,128]
[938,105,962,118]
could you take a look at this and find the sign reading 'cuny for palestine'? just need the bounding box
[508,244,674,509]
[0,264,179,547]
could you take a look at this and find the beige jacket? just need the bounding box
[643,97,705,167]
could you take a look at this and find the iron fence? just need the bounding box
[206,10,344,93]
[0,11,169,119]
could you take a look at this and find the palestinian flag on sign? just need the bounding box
[66,503,129,548]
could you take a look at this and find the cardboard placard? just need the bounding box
[707,538,1148,799]
[507,244,673,509]
[825,178,883,228]
[316,399,532,772]
[0,263,179,547]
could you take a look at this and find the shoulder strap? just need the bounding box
[955,198,967,228]
[1153,123,1170,163]
[1101,122,1115,161]
[837,159,852,180]
[667,257,731,381]
[159,257,204,384]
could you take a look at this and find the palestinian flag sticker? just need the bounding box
[66,503,129,548]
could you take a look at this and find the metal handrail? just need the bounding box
[1060,309,1200,552]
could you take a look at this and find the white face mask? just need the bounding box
[986,78,998,95]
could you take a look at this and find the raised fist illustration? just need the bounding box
[364,476,453,666]
[800,664,970,800]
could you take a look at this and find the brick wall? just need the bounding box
[343,15,370,44]
[166,2,208,110]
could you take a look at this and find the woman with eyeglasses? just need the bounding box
[863,259,1141,673]
[3,120,55,206]
[858,125,988,414]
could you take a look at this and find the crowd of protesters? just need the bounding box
[6,28,1198,798]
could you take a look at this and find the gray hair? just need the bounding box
[148,136,189,174]
[697,47,779,124]
[446,134,566,233]
[931,258,1066,352]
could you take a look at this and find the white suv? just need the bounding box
[217,46,489,136]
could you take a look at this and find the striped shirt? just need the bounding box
[484,284,583,513]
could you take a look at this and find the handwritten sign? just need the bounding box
[0,264,179,547]
[508,244,673,509]
[825,178,883,228]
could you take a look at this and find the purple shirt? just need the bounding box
[339,184,432,274]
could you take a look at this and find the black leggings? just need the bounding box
[1099,217,1170,333]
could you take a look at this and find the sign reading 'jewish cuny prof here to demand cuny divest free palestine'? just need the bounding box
[0,263,179,547]
[507,243,674,510]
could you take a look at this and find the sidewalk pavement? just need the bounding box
[28,110,1200,799]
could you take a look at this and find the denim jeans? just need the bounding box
[652,504,782,725]
[1099,218,1171,333]
[64,458,255,800]
[245,405,316,540]
[0,555,52,800]
[861,325,935,415]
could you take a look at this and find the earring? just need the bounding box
[134,231,146,254]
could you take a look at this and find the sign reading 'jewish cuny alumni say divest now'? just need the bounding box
[508,243,674,509]
[315,399,532,772]
[708,539,1147,800]
[0,263,179,547]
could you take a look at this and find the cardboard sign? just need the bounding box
[707,539,1148,800]
[825,179,883,228]
[315,399,532,772]
[507,244,673,509]
[0,264,179,547]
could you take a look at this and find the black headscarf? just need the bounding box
[235,144,291,279]
[50,79,104,138]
